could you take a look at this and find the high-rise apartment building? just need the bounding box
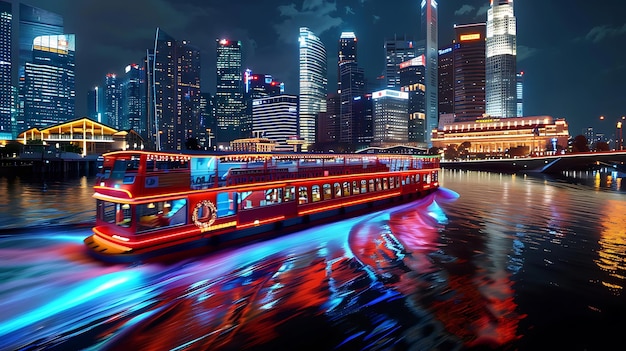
[454,23,486,120]
[252,94,298,151]
[421,0,438,146]
[104,73,120,128]
[486,0,517,118]
[22,34,75,128]
[400,55,426,144]
[338,31,357,92]
[0,1,12,139]
[298,27,327,151]
[215,38,245,146]
[120,64,145,135]
[383,36,419,89]
[516,71,524,117]
[372,89,409,146]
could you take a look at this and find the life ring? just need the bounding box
[192,200,217,228]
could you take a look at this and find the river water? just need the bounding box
[0,169,624,350]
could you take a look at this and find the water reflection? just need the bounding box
[595,198,626,295]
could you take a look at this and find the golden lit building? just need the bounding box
[230,137,277,153]
[431,115,569,156]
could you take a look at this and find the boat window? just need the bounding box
[239,188,282,209]
[369,179,375,192]
[284,186,295,202]
[217,192,236,217]
[137,199,187,233]
[334,183,342,197]
[375,178,382,191]
[312,185,321,202]
[343,182,350,196]
[323,184,332,200]
[415,174,420,182]
[98,200,131,228]
[298,186,308,204]
[361,180,367,193]
[352,181,360,195]
[382,178,389,190]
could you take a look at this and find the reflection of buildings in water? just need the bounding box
[595,199,626,295]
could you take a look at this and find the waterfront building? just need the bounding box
[251,94,298,152]
[298,27,327,152]
[120,64,145,136]
[454,23,486,120]
[486,0,517,118]
[438,46,454,116]
[400,55,426,145]
[421,0,439,146]
[431,115,569,156]
[517,71,524,117]
[215,38,245,147]
[383,35,419,89]
[22,34,75,129]
[0,1,12,140]
[103,73,120,128]
[230,136,277,153]
[372,89,409,146]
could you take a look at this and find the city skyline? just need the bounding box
[5,0,626,138]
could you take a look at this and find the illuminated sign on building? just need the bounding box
[460,33,481,41]
[33,34,75,54]
[372,89,409,100]
[438,47,452,55]
[399,54,426,69]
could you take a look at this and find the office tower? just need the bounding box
[177,40,201,147]
[339,62,365,144]
[438,46,453,115]
[454,23,486,119]
[120,64,145,135]
[252,94,298,151]
[421,0,438,146]
[245,71,283,99]
[486,0,517,118]
[353,93,374,148]
[87,86,101,122]
[338,31,357,92]
[517,71,524,117]
[199,92,215,149]
[317,93,340,147]
[400,55,426,144]
[22,34,75,128]
[215,38,245,147]
[298,27,327,151]
[104,73,120,128]
[17,3,63,132]
[0,0,11,139]
[372,89,409,145]
[383,36,419,89]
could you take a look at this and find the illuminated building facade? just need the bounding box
[245,72,283,99]
[251,94,298,152]
[199,92,215,149]
[177,40,201,148]
[317,93,339,146]
[454,23,486,120]
[0,0,12,139]
[383,36,419,89]
[400,56,426,145]
[431,115,569,156]
[22,34,75,128]
[339,62,365,144]
[517,71,524,117]
[104,73,119,128]
[421,0,438,146]
[338,31,357,92]
[298,27,327,152]
[438,46,453,115]
[87,86,101,123]
[372,89,409,146]
[353,93,373,147]
[486,0,517,118]
[216,38,245,146]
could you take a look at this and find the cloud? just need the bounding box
[454,5,475,16]
[475,4,489,18]
[373,15,380,24]
[345,6,355,15]
[274,0,343,43]
[583,24,626,43]
[517,45,538,62]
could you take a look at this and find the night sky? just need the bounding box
[18,0,626,138]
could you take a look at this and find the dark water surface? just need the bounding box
[0,170,624,350]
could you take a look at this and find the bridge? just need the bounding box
[441,151,626,174]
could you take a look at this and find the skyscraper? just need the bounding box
[383,36,419,89]
[177,40,201,147]
[215,38,245,146]
[298,27,327,152]
[372,89,409,146]
[454,23,486,119]
[22,34,75,128]
[104,73,120,128]
[421,0,438,146]
[86,86,100,123]
[486,0,517,118]
[245,72,283,99]
[338,32,364,145]
[516,71,524,117]
[120,64,145,135]
[0,0,12,139]
[338,31,357,92]
[252,94,298,151]
[400,55,426,144]
[438,46,453,116]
